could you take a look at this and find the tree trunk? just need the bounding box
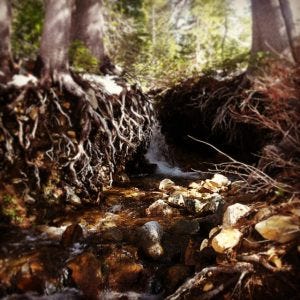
[0,0,12,83]
[251,0,300,64]
[72,0,106,63]
[40,0,83,95]
[279,0,300,63]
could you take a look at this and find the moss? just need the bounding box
[69,40,99,73]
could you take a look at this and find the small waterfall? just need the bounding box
[145,124,199,178]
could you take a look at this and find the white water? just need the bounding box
[145,124,199,179]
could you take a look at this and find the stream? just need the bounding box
[0,128,230,300]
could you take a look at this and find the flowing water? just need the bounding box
[0,128,206,299]
[145,124,199,179]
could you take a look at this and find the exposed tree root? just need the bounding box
[166,262,254,300]
[0,71,154,204]
[157,59,300,193]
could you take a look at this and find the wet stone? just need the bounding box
[146,199,180,217]
[211,228,242,253]
[159,179,175,191]
[255,215,300,243]
[104,245,143,291]
[185,198,219,215]
[67,251,103,299]
[167,193,186,208]
[138,221,164,260]
[61,224,83,248]
[223,203,251,227]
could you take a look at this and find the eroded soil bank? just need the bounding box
[1,173,299,299]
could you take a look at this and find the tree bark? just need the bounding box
[279,0,300,63]
[251,0,299,64]
[40,0,83,95]
[0,0,12,83]
[72,0,106,63]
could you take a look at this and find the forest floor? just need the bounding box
[0,173,299,299]
[0,59,300,299]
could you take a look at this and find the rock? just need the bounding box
[159,179,175,191]
[200,238,209,251]
[209,226,221,238]
[203,282,214,292]
[65,186,81,206]
[188,182,202,190]
[203,174,230,192]
[36,225,66,239]
[211,228,242,253]
[146,199,180,217]
[223,203,251,227]
[167,194,186,208]
[255,215,300,243]
[211,173,230,186]
[67,251,103,299]
[98,212,120,229]
[61,224,83,248]
[171,219,200,235]
[185,198,219,215]
[138,221,164,260]
[253,207,274,222]
[8,74,38,88]
[109,204,123,213]
[104,245,143,291]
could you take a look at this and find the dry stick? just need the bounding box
[166,262,254,300]
[188,135,291,192]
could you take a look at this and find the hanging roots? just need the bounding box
[157,59,300,193]
[0,73,154,202]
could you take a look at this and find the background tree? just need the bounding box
[40,0,82,94]
[72,0,107,67]
[251,0,300,64]
[0,0,12,82]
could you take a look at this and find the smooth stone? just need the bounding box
[67,251,103,299]
[167,194,186,208]
[255,215,300,243]
[223,203,251,227]
[159,179,175,191]
[211,228,242,253]
[138,221,164,260]
[61,224,83,248]
[146,199,180,217]
[65,186,81,206]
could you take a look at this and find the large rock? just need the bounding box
[67,251,103,299]
[255,215,300,243]
[138,221,164,260]
[61,224,83,248]
[104,245,143,291]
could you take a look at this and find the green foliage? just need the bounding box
[12,0,44,60]
[69,41,99,73]
[106,0,251,89]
